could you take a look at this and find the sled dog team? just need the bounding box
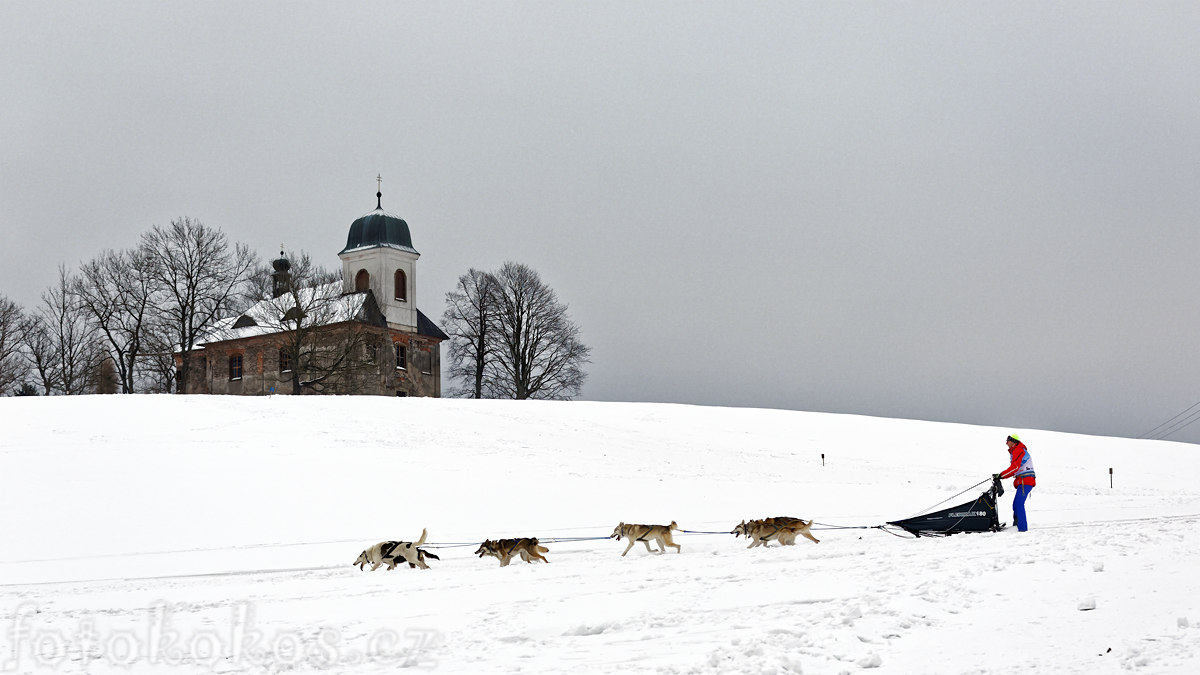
[354,517,819,571]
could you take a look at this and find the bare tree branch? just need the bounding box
[0,295,25,394]
[73,248,155,393]
[32,265,101,394]
[19,313,55,395]
[244,252,379,395]
[443,261,590,400]
[136,325,180,393]
[139,218,258,393]
[441,268,498,398]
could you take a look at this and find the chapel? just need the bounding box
[177,187,447,396]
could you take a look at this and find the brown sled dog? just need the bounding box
[474,538,550,567]
[610,521,682,556]
[732,517,820,548]
[354,528,437,570]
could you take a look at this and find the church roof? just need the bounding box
[189,284,448,349]
[339,196,418,255]
[194,283,372,347]
[416,308,450,341]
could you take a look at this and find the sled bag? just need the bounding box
[887,478,1004,537]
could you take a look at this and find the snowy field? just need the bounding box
[1,396,1197,674]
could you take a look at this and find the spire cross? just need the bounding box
[377,174,382,192]
[376,174,383,210]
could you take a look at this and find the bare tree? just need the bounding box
[441,268,499,398]
[442,261,590,400]
[245,252,380,395]
[0,295,25,394]
[136,326,180,394]
[139,217,258,393]
[29,265,101,394]
[19,314,56,395]
[73,248,155,393]
[489,262,590,400]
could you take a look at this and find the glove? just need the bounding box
[991,473,1000,481]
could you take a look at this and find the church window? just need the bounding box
[394,269,407,301]
[365,342,378,363]
[395,343,407,370]
[279,348,292,372]
[355,269,370,292]
[229,354,243,381]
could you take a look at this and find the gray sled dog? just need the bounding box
[354,528,437,570]
[610,521,682,556]
[731,517,819,548]
[474,538,550,567]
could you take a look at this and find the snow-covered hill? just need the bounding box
[2,396,1197,673]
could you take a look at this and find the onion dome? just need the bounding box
[339,190,418,255]
[271,251,291,274]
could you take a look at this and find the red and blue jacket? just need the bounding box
[999,441,1036,487]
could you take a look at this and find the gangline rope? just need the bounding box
[418,479,1003,549]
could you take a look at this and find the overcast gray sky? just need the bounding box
[3,2,1199,443]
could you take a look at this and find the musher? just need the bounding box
[995,433,1036,532]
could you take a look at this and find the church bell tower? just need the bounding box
[337,178,420,331]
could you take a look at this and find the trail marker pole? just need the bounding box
[821,453,825,466]
[1109,467,1113,488]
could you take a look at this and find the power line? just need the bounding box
[1146,405,1200,441]
[1138,398,1200,440]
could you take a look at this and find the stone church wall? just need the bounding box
[181,326,442,397]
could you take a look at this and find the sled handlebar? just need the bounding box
[990,473,1005,499]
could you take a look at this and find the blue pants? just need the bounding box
[1013,485,1033,532]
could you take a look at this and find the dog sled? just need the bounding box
[887,475,1005,537]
